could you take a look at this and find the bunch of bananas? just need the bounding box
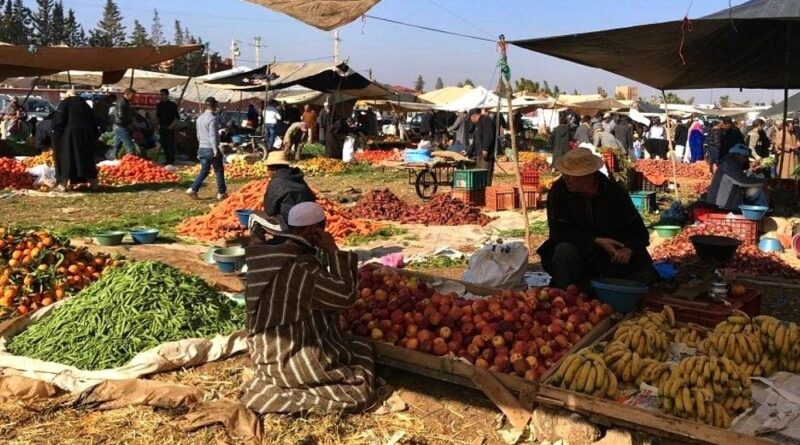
[751,315,800,374]
[672,324,709,348]
[698,311,765,377]
[551,349,618,399]
[631,306,676,332]
[602,342,670,385]
[612,321,671,361]
[658,383,732,428]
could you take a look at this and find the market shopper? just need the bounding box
[282,121,308,161]
[262,151,316,230]
[263,100,281,151]
[53,90,99,191]
[746,118,770,162]
[772,119,799,179]
[241,201,375,415]
[549,115,571,165]
[156,89,180,166]
[93,94,116,134]
[601,112,615,134]
[574,115,592,145]
[611,117,634,155]
[537,147,657,291]
[719,117,744,160]
[301,104,317,143]
[111,88,137,159]
[643,117,668,159]
[706,144,766,211]
[467,108,496,186]
[187,97,227,200]
[687,120,705,163]
[447,109,470,149]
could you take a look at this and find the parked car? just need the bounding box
[0,94,56,121]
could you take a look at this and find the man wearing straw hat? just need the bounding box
[537,147,657,291]
[261,151,316,230]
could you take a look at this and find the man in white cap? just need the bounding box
[601,112,615,134]
[537,147,657,293]
[241,201,374,415]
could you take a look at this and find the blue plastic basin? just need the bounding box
[212,247,245,273]
[758,237,784,253]
[130,228,159,244]
[739,205,768,221]
[235,209,254,227]
[590,278,648,312]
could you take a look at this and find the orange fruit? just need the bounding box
[41,297,53,306]
[11,250,21,260]
[8,259,18,268]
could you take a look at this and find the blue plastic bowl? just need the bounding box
[130,228,159,244]
[212,247,245,273]
[215,259,238,273]
[235,209,253,227]
[590,278,648,312]
[758,237,784,253]
[739,205,768,221]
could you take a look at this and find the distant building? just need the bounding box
[615,85,639,101]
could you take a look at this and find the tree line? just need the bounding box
[0,0,223,76]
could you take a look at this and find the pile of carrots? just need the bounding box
[0,158,35,190]
[98,155,180,186]
[176,179,379,243]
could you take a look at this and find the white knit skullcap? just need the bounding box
[288,202,325,227]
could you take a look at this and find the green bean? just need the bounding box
[8,261,244,370]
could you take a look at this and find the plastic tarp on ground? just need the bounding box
[0,44,202,82]
[244,0,380,31]
[205,62,391,98]
[0,299,247,393]
[511,0,800,90]
[42,69,189,93]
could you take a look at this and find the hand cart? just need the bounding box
[402,159,474,199]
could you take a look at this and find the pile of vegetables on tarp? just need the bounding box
[98,155,179,186]
[349,189,493,226]
[8,261,244,370]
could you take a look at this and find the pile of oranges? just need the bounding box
[0,228,118,320]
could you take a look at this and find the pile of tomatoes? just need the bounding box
[98,155,179,186]
[0,228,117,320]
[354,150,399,163]
[0,158,35,190]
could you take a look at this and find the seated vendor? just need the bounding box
[262,151,316,229]
[242,202,375,414]
[705,143,766,211]
[537,147,658,290]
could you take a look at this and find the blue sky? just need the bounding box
[63,0,784,104]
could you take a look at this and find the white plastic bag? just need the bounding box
[342,136,355,162]
[462,241,528,290]
[26,165,57,188]
[272,136,283,150]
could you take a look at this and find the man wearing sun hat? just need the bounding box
[706,143,766,211]
[262,151,316,230]
[537,147,657,291]
[242,201,375,415]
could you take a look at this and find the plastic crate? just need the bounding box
[520,169,541,187]
[485,185,518,211]
[602,152,616,172]
[704,213,759,245]
[641,177,669,193]
[453,169,489,190]
[518,186,540,210]
[641,294,743,328]
[451,188,486,207]
[630,191,656,214]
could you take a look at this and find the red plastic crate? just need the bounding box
[485,186,518,211]
[704,213,759,245]
[520,169,540,188]
[641,294,742,328]
[518,186,540,210]
[641,177,669,193]
[602,152,616,172]
[451,188,486,207]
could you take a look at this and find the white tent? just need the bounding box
[43,69,189,92]
[436,86,499,111]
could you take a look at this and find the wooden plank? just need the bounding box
[540,315,616,382]
[470,367,531,431]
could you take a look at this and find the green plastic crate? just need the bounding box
[630,191,656,214]
[453,169,489,190]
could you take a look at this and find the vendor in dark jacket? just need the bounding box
[549,115,571,165]
[537,147,657,290]
[262,151,316,230]
[467,108,496,185]
[705,144,766,211]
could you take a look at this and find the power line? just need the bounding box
[427,0,494,39]
[364,15,496,43]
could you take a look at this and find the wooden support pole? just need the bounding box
[662,90,680,200]
[508,88,531,250]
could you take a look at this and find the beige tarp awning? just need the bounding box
[0,44,202,81]
[42,69,189,92]
[418,86,474,105]
[244,0,380,31]
[555,93,605,105]
[354,99,434,112]
[565,98,628,115]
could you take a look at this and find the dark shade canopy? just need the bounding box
[0,44,202,81]
[763,92,800,117]
[511,0,800,90]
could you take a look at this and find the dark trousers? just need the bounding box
[190,154,227,194]
[476,157,495,186]
[159,129,176,165]
[542,242,658,291]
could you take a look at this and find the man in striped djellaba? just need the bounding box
[242,202,375,414]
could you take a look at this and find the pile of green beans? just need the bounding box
[8,261,244,370]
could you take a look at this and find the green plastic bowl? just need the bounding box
[653,225,682,238]
[95,231,126,246]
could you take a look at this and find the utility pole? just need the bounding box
[206,42,212,75]
[333,30,340,64]
[250,36,264,67]
[230,39,241,67]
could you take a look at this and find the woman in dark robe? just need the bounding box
[53,91,99,190]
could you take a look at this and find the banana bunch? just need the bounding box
[700,330,764,376]
[613,322,670,361]
[657,381,732,429]
[551,350,618,399]
[713,310,760,336]
[602,341,669,386]
[751,315,800,374]
[630,306,676,332]
[672,324,709,348]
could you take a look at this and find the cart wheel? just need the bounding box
[415,170,438,199]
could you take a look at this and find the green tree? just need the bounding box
[718,95,730,108]
[456,81,463,87]
[514,77,540,93]
[662,92,686,104]
[30,0,53,45]
[553,85,561,97]
[572,89,578,95]
[462,78,474,87]
[414,75,425,92]
[89,0,126,47]
[543,80,552,96]
[65,9,86,46]
[150,9,164,46]
[49,1,66,44]
[435,77,444,90]
[128,19,149,46]
[0,0,32,44]
[597,86,608,98]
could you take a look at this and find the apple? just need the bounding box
[371,328,384,340]
[600,303,614,316]
[569,332,581,344]
[525,356,539,369]
[548,321,563,335]
[552,296,566,309]
[391,323,404,335]
[466,343,481,357]
[417,329,433,342]
[406,338,420,350]
[385,332,399,344]
[432,338,449,356]
[472,336,486,348]
[481,348,495,362]
[447,340,461,354]
[494,355,509,370]
[554,334,570,349]
[588,312,601,325]
[420,340,433,354]
[439,326,453,340]
[460,322,475,336]
[475,358,490,369]
[578,322,593,335]
[480,326,496,342]
[406,324,419,338]
[492,335,506,348]
[390,309,404,324]
[539,344,554,358]
[428,311,443,326]
[539,288,551,301]
[513,359,530,376]
[510,351,524,364]
[524,369,538,381]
